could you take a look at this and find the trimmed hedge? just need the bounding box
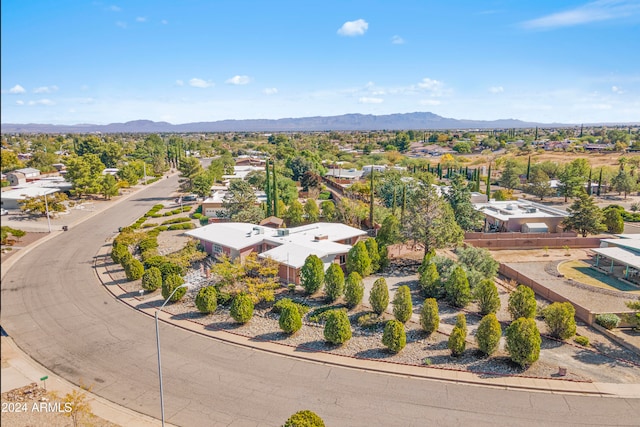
[195,286,218,314]
[323,310,352,345]
[279,304,302,334]
[230,293,254,324]
[382,319,406,353]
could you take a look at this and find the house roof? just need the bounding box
[1,187,59,200]
[592,247,640,271]
[259,241,352,269]
[473,200,568,221]
[186,221,367,255]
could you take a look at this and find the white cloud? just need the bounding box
[489,86,504,93]
[16,100,24,105]
[263,88,278,95]
[391,35,405,44]
[28,99,55,106]
[116,21,127,28]
[417,78,444,93]
[136,17,147,22]
[612,85,625,94]
[419,99,441,106]
[189,78,214,88]
[9,84,26,94]
[521,0,640,30]
[176,80,184,86]
[358,97,383,104]
[33,85,59,94]
[161,19,168,25]
[337,19,369,36]
[225,75,251,85]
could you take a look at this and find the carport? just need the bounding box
[591,246,640,281]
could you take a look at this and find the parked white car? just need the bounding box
[1,208,8,216]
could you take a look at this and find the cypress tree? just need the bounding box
[392,186,397,215]
[587,168,592,196]
[272,161,279,217]
[369,166,374,229]
[534,126,538,141]
[401,184,407,222]
[486,164,492,197]
[526,156,531,182]
[597,168,603,197]
[265,159,272,216]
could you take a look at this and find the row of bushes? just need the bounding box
[161,216,192,225]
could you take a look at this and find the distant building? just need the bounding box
[6,172,26,187]
[186,222,367,284]
[14,167,40,179]
[473,199,568,233]
[0,187,59,210]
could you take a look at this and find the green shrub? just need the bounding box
[308,306,344,324]
[161,274,186,302]
[141,267,162,291]
[346,241,371,277]
[159,261,183,279]
[192,213,203,220]
[369,277,389,315]
[318,191,331,200]
[323,263,345,302]
[419,262,441,298]
[365,238,380,273]
[420,298,440,335]
[168,222,195,230]
[283,410,325,427]
[595,313,620,330]
[161,216,192,225]
[542,302,577,340]
[230,293,254,324]
[111,244,130,264]
[279,304,303,334]
[124,258,144,281]
[508,285,537,320]
[505,317,541,367]
[574,335,590,347]
[344,272,364,309]
[445,265,471,308]
[355,312,383,330]
[447,314,467,357]
[273,298,310,316]
[392,285,413,323]
[475,279,501,315]
[119,251,133,267]
[155,225,169,232]
[195,286,218,314]
[475,313,502,356]
[138,237,158,252]
[144,255,167,270]
[323,310,352,345]
[382,319,406,353]
[142,223,157,228]
[300,255,324,295]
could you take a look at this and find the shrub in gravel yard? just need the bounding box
[448,314,467,357]
[162,274,186,302]
[138,237,158,252]
[475,313,502,356]
[323,310,352,345]
[445,265,471,308]
[279,303,302,334]
[382,319,406,353]
[344,272,364,309]
[323,263,345,302]
[369,277,389,315]
[474,279,501,315]
[273,298,310,316]
[595,313,620,330]
[300,255,324,295]
[230,293,254,324]
[574,336,590,347]
[141,267,162,291]
[392,285,413,323]
[542,302,576,340]
[283,410,325,427]
[508,285,537,320]
[159,261,184,279]
[505,317,541,367]
[419,262,441,299]
[124,258,144,281]
[195,285,218,314]
[420,298,440,335]
[346,241,371,277]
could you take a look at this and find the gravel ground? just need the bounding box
[107,253,640,385]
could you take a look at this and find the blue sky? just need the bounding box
[2,1,639,125]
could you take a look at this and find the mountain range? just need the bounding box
[0,112,627,134]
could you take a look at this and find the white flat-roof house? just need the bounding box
[473,199,568,233]
[186,222,368,284]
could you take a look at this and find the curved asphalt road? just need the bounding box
[2,176,639,427]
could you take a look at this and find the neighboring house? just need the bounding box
[186,222,368,284]
[473,199,568,233]
[434,185,488,204]
[0,187,59,210]
[6,172,26,187]
[200,189,267,217]
[222,165,263,181]
[259,216,284,229]
[14,167,40,180]
[102,168,119,176]
[324,168,363,181]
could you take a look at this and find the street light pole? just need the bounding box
[155,283,188,427]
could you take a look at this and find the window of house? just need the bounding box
[213,244,223,254]
[339,255,346,264]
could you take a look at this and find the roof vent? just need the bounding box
[314,234,328,241]
[506,204,515,210]
[277,229,290,237]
